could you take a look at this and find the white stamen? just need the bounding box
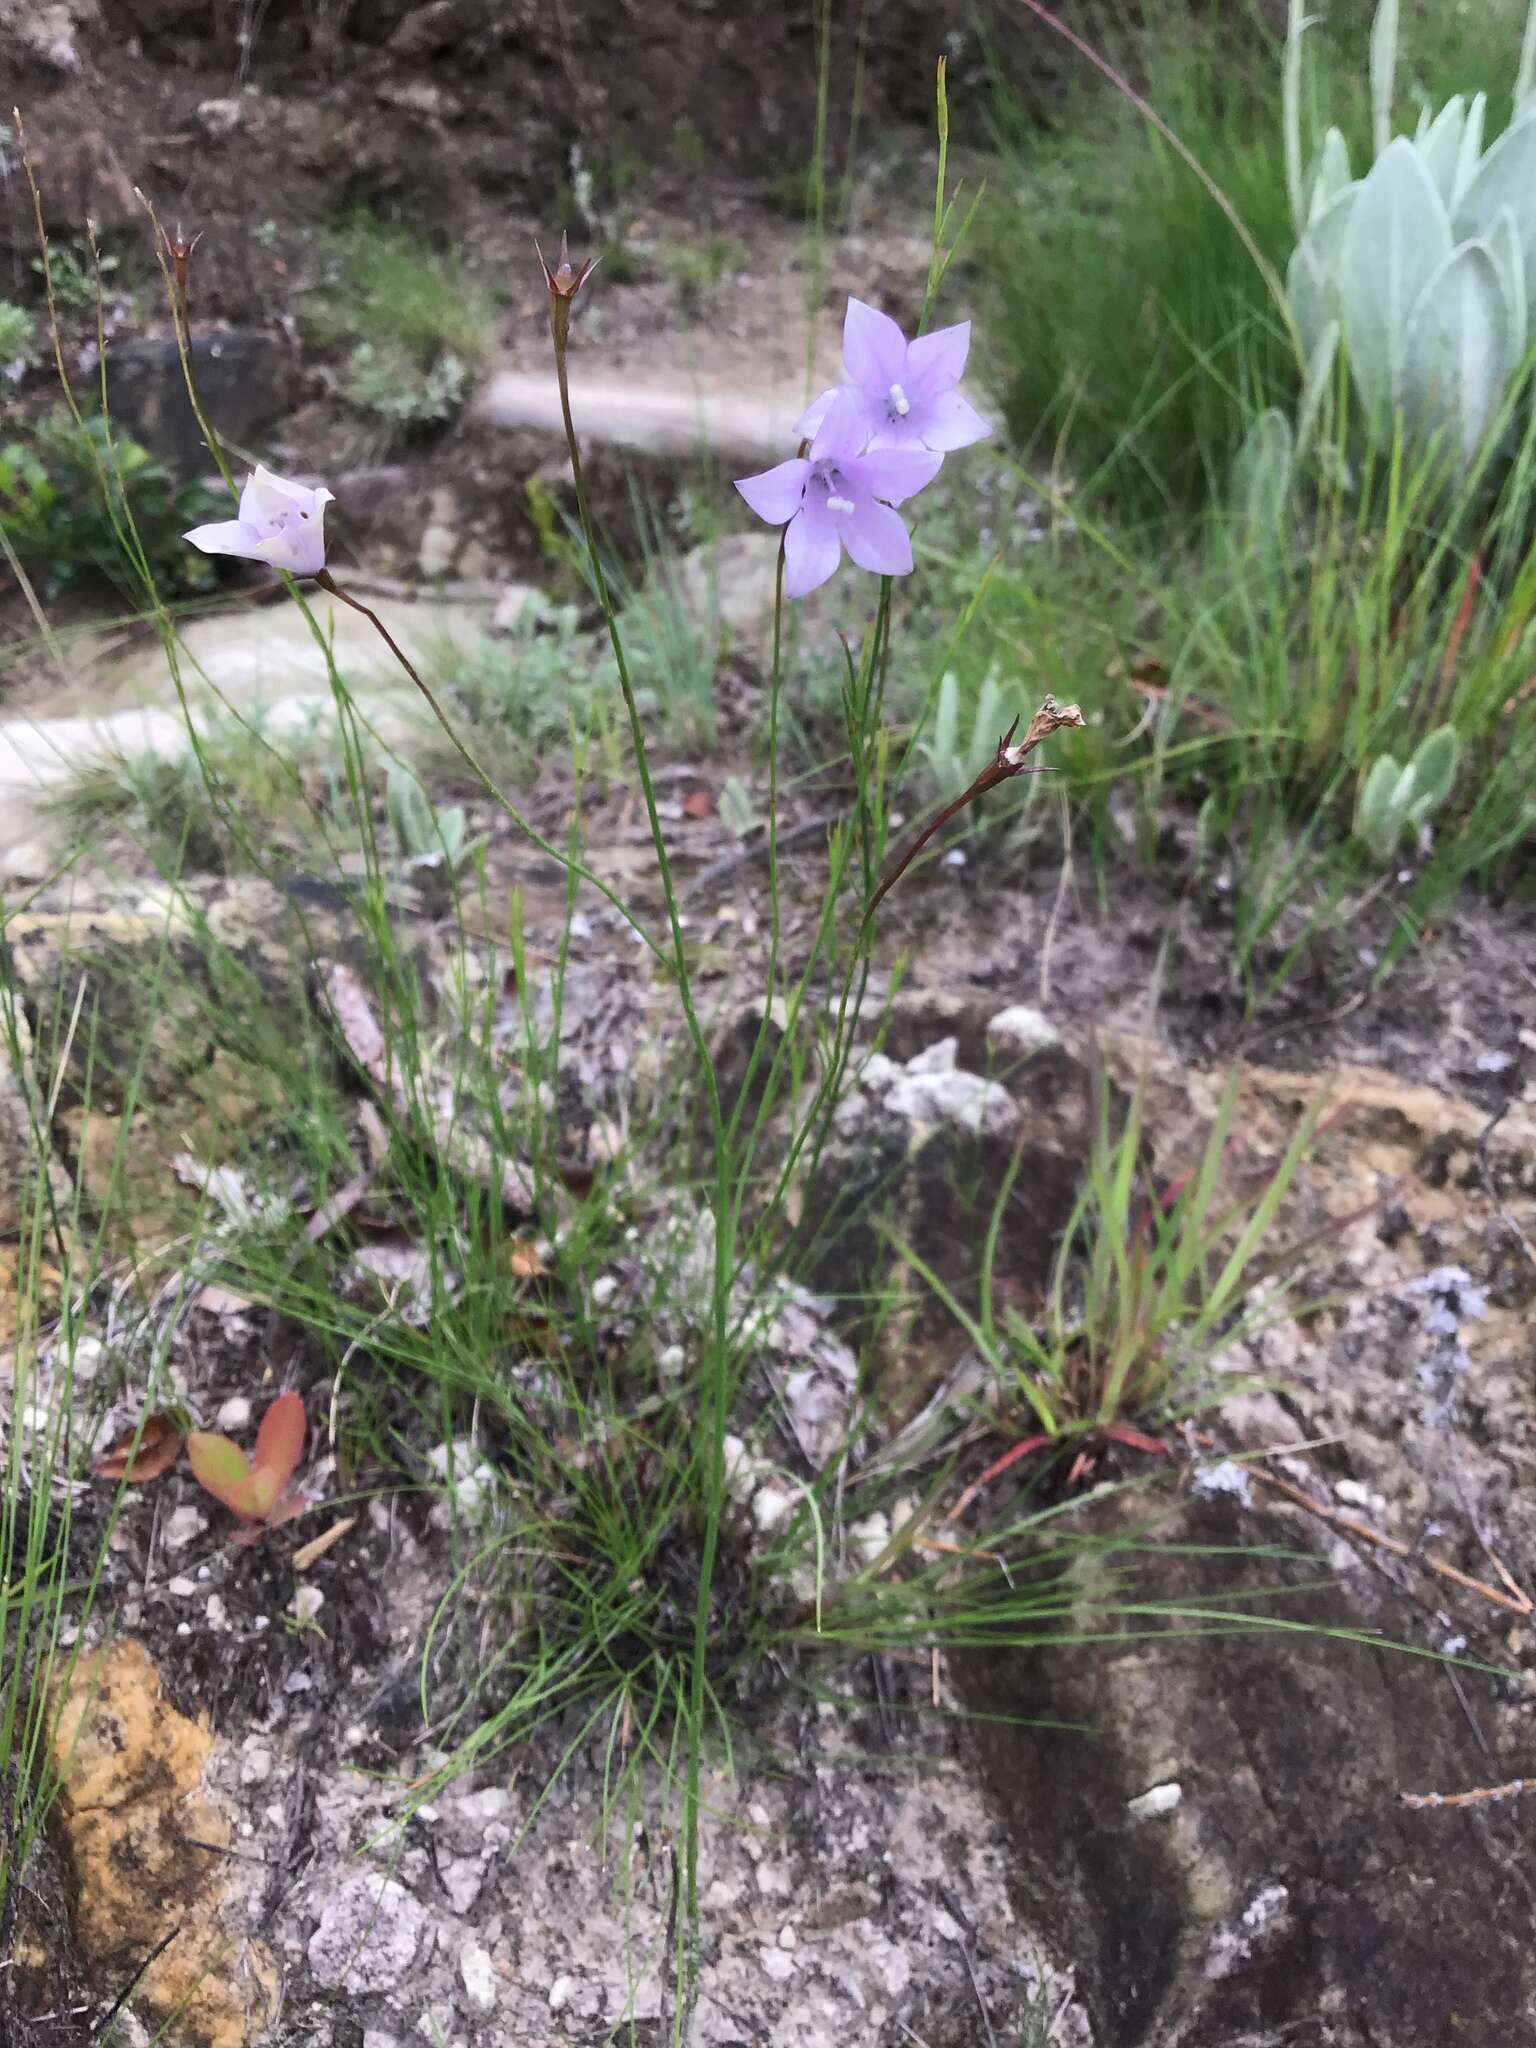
[826,493,856,516]
[888,382,911,418]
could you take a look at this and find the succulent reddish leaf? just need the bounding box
[186,1431,262,1518]
[250,1392,306,1507]
[89,1413,184,1485]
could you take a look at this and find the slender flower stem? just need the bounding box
[723,537,788,1154]
[546,288,732,1974]
[295,572,665,965]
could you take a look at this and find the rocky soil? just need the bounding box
[2,838,1535,2046]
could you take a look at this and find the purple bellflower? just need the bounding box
[735,394,942,598]
[797,297,990,455]
[185,466,334,577]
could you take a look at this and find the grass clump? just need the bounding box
[43,715,358,872]
[302,214,499,437]
[906,1067,1322,1462]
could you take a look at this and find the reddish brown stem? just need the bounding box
[865,694,1084,921]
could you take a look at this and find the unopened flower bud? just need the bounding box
[536,231,599,347]
[169,221,203,311]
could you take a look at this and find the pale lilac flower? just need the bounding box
[797,297,991,455]
[184,465,334,576]
[735,396,942,598]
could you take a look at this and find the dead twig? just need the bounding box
[1243,1461,1535,1619]
[1400,1776,1529,1811]
[865,696,1085,921]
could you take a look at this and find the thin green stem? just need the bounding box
[549,309,731,1985]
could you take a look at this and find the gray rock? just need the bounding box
[839,1037,1018,1139]
[306,1874,426,1994]
[104,331,285,473]
[964,1490,1536,2045]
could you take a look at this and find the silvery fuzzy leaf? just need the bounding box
[1289,184,1359,365]
[1519,0,1536,108]
[1340,137,1452,435]
[1230,408,1294,551]
[1284,0,1309,235]
[1307,129,1354,224]
[1404,724,1459,820]
[1371,0,1400,156]
[1418,97,1466,206]
[1454,104,1536,302]
[1357,752,1408,860]
[1402,241,1512,471]
[1450,91,1486,211]
[1485,206,1527,365]
[1296,318,1342,456]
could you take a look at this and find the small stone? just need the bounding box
[459,1938,496,2011]
[658,1343,686,1378]
[205,1595,227,1630]
[240,1748,273,1787]
[548,1974,575,2011]
[847,1512,891,1566]
[216,1395,253,1432]
[751,1483,795,1535]
[163,1506,206,1552]
[453,1786,511,1829]
[69,1336,106,1383]
[1127,1782,1182,1821]
[440,1855,485,1914]
[307,1875,426,1993]
[590,1273,619,1307]
[760,1946,795,1981]
[197,97,244,139]
[755,1860,793,1898]
[986,1004,1061,1058]
[777,1924,798,1949]
[166,1575,196,1598]
[905,1038,959,1076]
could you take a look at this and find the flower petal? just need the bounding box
[184,518,263,562]
[783,505,843,598]
[806,389,875,461]
[241,465,333,524]
[851,446,944,507]
[905,320,971,400]
[840,498,914,578]
[735,458,809,527]
[250,525,328,577]
[917,388,992,451]
[842,297,909,392]
[794,388,842,441]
